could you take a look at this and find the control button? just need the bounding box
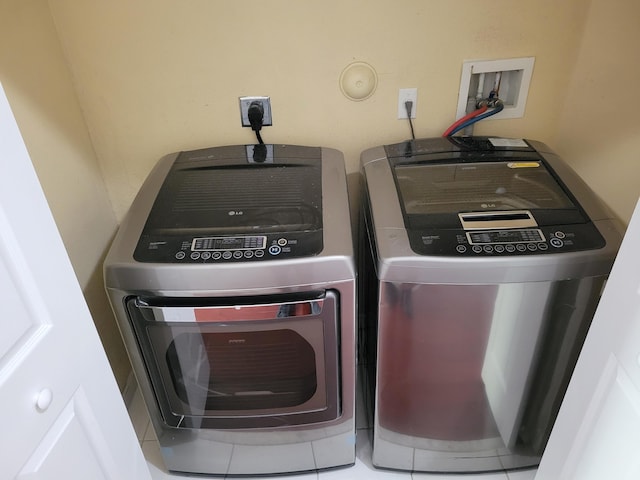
[483,245,494,253]
[277,238,288,247]
[244,250,254,259]
[190,252,201,260]
[268,245,282,255]
[516,244,527,252]
[527,243,538,251]
[233,251,243,259]
[538,243,549,251]
[456,245,467,254]
[505,244,516,253]
[175,251,186,260]
[554,231,566,239]
[222,251,232,259]
[254,250,264,258]
[201,252,211,260]
[550,238,564,248]
[472,245,483,254]
[494,245,505,253]
[212,252,222,260]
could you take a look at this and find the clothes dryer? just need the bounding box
[105,144,356,476]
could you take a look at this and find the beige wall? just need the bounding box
[553,0,640,225]
[47,0,590,220]
[0,0,130,390]
[2,0,638,391]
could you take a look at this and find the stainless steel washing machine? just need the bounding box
[104,144,356,476]
[359,137,623,473]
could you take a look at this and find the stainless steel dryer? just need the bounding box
[359,137,623,473]
[104,144,356,476]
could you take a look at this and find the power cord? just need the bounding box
[405,100,416,140]
[247,101,265,144]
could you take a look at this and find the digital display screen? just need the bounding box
[467,229,544,245]
[192,236,266,251]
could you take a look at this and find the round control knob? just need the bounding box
[36,388,53,412]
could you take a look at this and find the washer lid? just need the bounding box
[362,137,615,263]
[393,160,581,228]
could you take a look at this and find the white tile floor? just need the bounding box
[126,376,537,480]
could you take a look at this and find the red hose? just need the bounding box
[442,105,488,137]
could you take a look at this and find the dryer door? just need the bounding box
[125,291,340,429]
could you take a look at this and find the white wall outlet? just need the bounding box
[455,57,535,120]
[398,88,417,119]
[239,96,272,127]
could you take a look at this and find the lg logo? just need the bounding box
[228,210,244,216]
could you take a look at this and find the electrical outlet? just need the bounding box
[239,96,272,127]
[398,88,417,119]
[455,57,535,120]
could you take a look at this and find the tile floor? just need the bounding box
[128,391,535,480]
[126,374,537,480]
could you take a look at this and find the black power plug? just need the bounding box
[247,101,265,144]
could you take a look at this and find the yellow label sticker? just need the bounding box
[507,162,540,168]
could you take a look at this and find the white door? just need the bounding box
[0,84,151,479]
[536,198,640,479]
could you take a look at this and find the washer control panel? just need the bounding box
[408,224,605,257]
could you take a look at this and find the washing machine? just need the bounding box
[104,144,356,476]
[359,136,623,473]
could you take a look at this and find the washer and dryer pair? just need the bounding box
[104,138,622,476]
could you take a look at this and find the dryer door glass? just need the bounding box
[126,291,340,429]
[164,328,318,411]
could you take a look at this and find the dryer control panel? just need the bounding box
[134,232,323,263]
